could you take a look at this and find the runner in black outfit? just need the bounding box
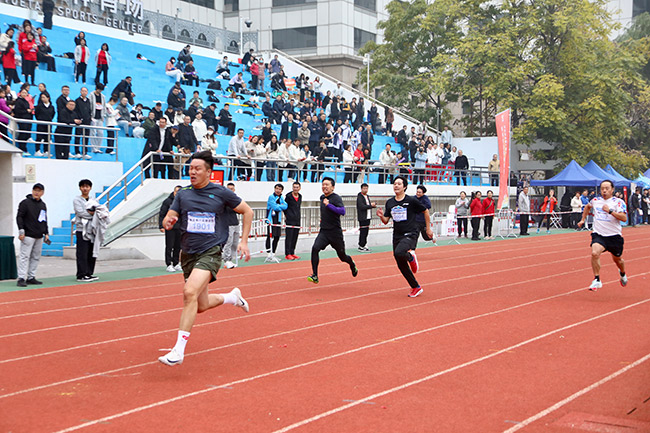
[308,177,358,284]
[377,176,432,298]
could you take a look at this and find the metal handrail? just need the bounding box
[274,49,440,137]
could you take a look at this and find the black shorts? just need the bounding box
[312,229,346,253]
[591,232,624,257]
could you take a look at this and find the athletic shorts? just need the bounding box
[180,244,223,282]
[591,232,624,257]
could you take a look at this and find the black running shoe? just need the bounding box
[26,278,43,285]
[307,274,319,284]
[351,263,358,277]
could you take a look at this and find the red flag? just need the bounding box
[495,108,511,210]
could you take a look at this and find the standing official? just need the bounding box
[159,185,182,272]
[222,182,241,269]
[16,183,49,287]
[284,181,303,260]
[356,183,376,252]
[518,186,530,235]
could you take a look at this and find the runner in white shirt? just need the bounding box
[577,180,628,291]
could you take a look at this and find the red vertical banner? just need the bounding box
[495,108,511,210]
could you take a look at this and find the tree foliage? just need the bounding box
[359,0,650,176]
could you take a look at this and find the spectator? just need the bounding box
[74,179,99,282]
[177,45,192,67]
[192,111,207,142]
[88,84,107,153]
[396,125,408,155]
[242,48,254,69]
[2,41,20,86]
[270,54,282,76]
[342,143,354,183]
[183,59,199,87]
[187,99,201,121]
[220,183,241,269]
[517,186,531,235]
[142,110,156,139]
[0,27,14,53]
[16,182,49,287]
[488,153,499,186]
[265,135,280,182]
[629,186,642,227]
[165,57,184,82]
[249,58,259,90]
[642,189,649,224]
[257,60,266,91]
[276,139,292,181]
[455,191,470,238]
[73,31,85,46]
[271,69,287,91]
[332,82,344,98]
[104,96,119,152]
[201,125,217,155]
[54,99,79,160]
[202,103,216,130]
[368,103,379,133]
[414,146,427,185]
[130,103,145,126]
[265,183,287,263]
[262,95,277,124]
[284,181,303,260]
[378,144,396,184]
[94,43,110,86]
[73,87,92,159]
[218,103,236,136]
[385,107,394,136]
[178,115,199,153]
[454,149,469,186]
[55,85,71,117]
[470,191,483,240]
[482,190,495,239]
[188,90,203,109]
[570,190,583,229]
[297,118,311,144]
[20,32,38,85]
[215,55,230,76]
[536,189,557,233]
[115,97,133,136]
[0,87,12,138]
[142,117,177,179]
[74,37,90,84]
[167,86,185,110]
[159,186,182,272]
[33,92,54,157]
[36,33,56,72]
[13,88,34,153]
[272,95,285,124]
[17,20,35,62]
[111,76,135,106]
[229,72,246,93]
[440,125,452,146]
[227,128,248,180]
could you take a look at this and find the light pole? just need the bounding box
[362,53,371,96]
[240,17,252,58]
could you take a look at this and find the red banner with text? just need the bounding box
[496,108,511,210]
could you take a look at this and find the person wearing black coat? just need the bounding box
[261,122,274,143]
[142,118,179,179]
[159,186,182,271]
[283,182,302,260]
[13,90,33,152]
[55,86,71,113]
[202,104,217,130]
[177,116,198,152]
[218,104,236,135]
[354,98,365,130]
[454,149,469,186]
[279,114,298,141]
[271,96,285,124]
[34,93,55,155]
[241,48,254,69]
[167,87,185,110]
[54,100,79,159]
[356,183,376,251]
[16,183,49,286]
[111,77,135,105]
[177,45,193,67]
[396,126,408,155]
[74,88,92,157]
[307,118,322,152]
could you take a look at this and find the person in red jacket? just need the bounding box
[470,191,483,240]
[20,32,38,85]
[2,41,20,86]
[537,189,558,233]
[249,59,259,90]
[482,190,496,239]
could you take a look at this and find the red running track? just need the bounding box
[0,228,649,433]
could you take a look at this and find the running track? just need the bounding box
[1,228,649,432]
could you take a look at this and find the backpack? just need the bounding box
[207,81,221,90]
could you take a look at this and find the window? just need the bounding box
[354,0,376,11]
[273,27,317,50]
[273,0,317,7]
[162,25,175,40]
[633,0,650,16]
[180,0,215,9]
[224,0,239,12]
[354,28,375,51]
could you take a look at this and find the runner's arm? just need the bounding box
[577,203,591,227]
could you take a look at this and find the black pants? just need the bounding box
[74,124,90,155]
[358,219,370,247]
[95,64,108,85]
[455,171,467,186]
[285,226,300,256]
[39,55,56,71]
[3,67,20,86]
[106,129,116,152]
[22,59,36,84]
[76,231,96,279]
[484,215,494,237]
[457,216,468,237]
[490,173,498,186]
[471,217,481,240]
[251,75,258,90]
[35,124,50,152]
[164,229,181,266]
[416,221,432,241]
[343,167,353,183]
[76,61,87,83]
[415,168,425,185]
[153,155,175,179]
[520,213,529,235]
[231,159,251,180]
[266,223,281,254]
[311,229,354,276]
[393,234,419,289]
[184,75,199,86]
[537,213,550,230]
[16,121,32,152]
[220,121,236,136]
[255,162,265,181]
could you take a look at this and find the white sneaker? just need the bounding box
[158,348,184,366]
[166,265,175,272]
[588,279,602,291]
[224,260,236,269]
[43,151,50,157]
[107,150,115,155]
[174,263,182,272]
[620,274,628,287]
[93,149,102,153]
[264,253,281,263]
[230,287,249,313]
[34,150,43,157]
[83,154,92,160]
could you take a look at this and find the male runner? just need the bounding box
[159,151,253,366]
[578,179,628,291]
[308,177,358,283]
[377,176,432,298]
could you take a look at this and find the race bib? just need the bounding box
[187,212,215,233]
[38,210,47,222]
[392,205,407,222]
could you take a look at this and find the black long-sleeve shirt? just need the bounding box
[16,194,48,238]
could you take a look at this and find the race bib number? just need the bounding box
[187,212,215,233]
[392,206,407,222]
[38,210,47,222]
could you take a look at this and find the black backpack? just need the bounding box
[207,81,221,90]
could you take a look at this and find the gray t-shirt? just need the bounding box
[170,183,242,254]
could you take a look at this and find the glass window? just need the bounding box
[224,0,239,12]
[633,0,650,16]
[273,0,317,7]
[354,0,376,12]
[273,27,317,50]
[354,28,375,51]
[180,0,215,9]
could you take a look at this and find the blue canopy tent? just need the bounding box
[583,160,613,182]
[530,160,602,187]
[644,169,650,178]
[604,164,632,187]
[633,175,650,189]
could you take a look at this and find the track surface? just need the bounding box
[1,228,649,433]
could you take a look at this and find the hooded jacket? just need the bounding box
[16,194,48,238]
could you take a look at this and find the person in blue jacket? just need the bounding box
[265,183,287,263]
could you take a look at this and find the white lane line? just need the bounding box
[0,232,585,306]
[54,291,650,433]
[502,352,650,432]
[3,268,646,403]
[270,299,650,433]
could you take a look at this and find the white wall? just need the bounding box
[452,136,498,169]
[0,153,14,236]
